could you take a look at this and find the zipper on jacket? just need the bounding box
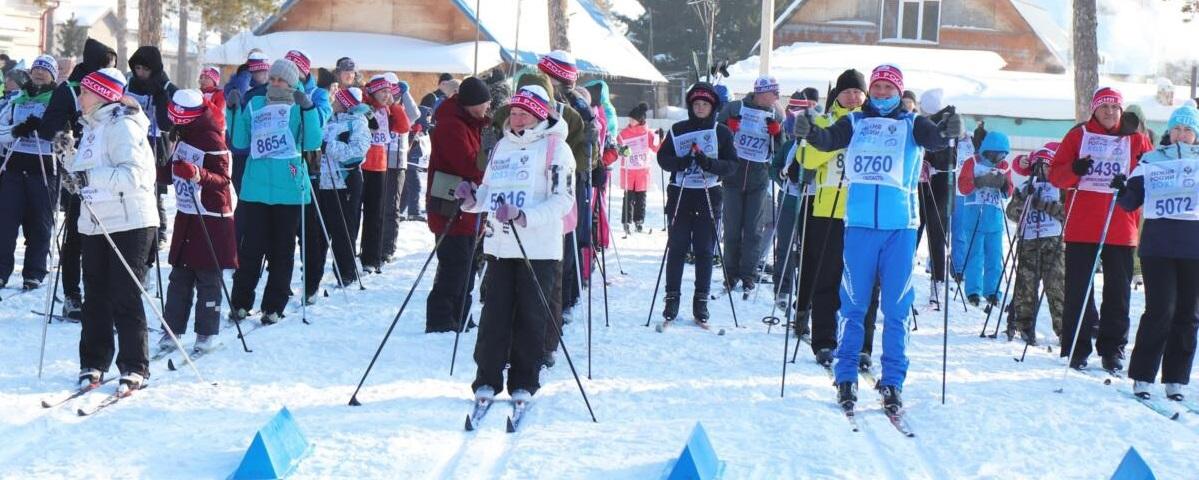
[119,192,130,222]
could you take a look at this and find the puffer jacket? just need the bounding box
[159,108,237,269]
[464,115,576,260]
[231,92,323,205]
[801,101,859,219]
[67,100,159,236]
[317,104,371,189]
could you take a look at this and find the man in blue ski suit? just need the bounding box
[957,131,1014,306]
[793,65,962,411]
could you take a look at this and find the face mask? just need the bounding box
[871,95,900,115]
[982,151,1007,165]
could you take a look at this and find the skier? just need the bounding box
[657,82,738,325]
[0,54,57,291]
[126,46,178,247]
[359,74,398,273]
[380,73,418,264]
[793,64,962,412]
[1048,87,1153,371]
[452,85,575,407]
[227,59,322,325]
[400,105,432,222]
[36,38,118,320]
[285,50,331,122]
[957,131,1014,307]
[917,89,954,304]
[1005,142,1066,345]
[717,75,785,293]
[616,102,660,234]
[225,51,270,193]
[303,87,370,302]
[157,89,237,353]
[198,67,226,133]
[67,68,159,394]
[424,76,491,333]
[333,57,360,89]
[1117,101,1199,400]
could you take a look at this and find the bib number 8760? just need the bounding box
[1155,196,1194,216]
[853,155,893,174]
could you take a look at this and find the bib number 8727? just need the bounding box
[853,155,893,174]
[1155,196,1194,216]
[489,191,527,210]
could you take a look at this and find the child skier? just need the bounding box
[957,131,1014,307]
[617,102,659,235]
[1005,142,1066,345]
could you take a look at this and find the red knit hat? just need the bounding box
[870,64,904,93]
[81,68,127,103]
[1091,87,1123,112]
[510,85,551,121]
[284,50,311,77]
[1013,141,1060,176]
[168,89,206,125]
[537,50,578,84]
[366,75,391,96]
[246,52,270,73]
[335,87,363,109]
[199,66,220,87]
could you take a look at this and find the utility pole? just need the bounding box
[759,0,774,75]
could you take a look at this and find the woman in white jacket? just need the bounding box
[454,85,575,405]
[66,68,159,394]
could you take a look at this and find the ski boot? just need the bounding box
[741,277,756,293]
[622,223,631,236]
[1133,380,1152,400]
[261,312,282,326]
[662,292,681,321]
[836,382,858,411]
[986,294,999,308]
[542,352,557,369]
[815,348,834,368]
[116,372,146,397]
[635,222,644,233]
[878,384,903,414]
[22,278,41,290]
[1101,353,1124,372]
[793,310,811,339]
[693,293,710,324]
[193,335,217,353]
[967,294,981,307]
[229,308,250,321]
[63,295,83,320]
[859,352,873,372]
[78,368,103,388]
[1165,383,1185,401]
[929,280,943,307]
[475,385,496,403]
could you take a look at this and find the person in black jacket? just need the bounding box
[657,82,738,325]
[126,46,178,247]
[917,89,954,304]
[35,37,116,320]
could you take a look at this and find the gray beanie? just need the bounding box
[269,59,300,87]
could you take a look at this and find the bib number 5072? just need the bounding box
[853,155,893,173]
[1155,196,1193,216]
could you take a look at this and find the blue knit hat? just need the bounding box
[32,55,57,82]
[979,131,1011,156]
[1167,100,1199,135]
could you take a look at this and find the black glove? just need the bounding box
[292,89,314,110]
[785,160,801,183]
[337,130,350,143]
[694,151,714,172]
[800,167,817,185]
[940,113,964,139]
[12,116,41,138]
[591,165,608,188]
[974,173,1005,189]
[61,171,88,194]
[367,116,379,130]
[1072,156,1094,176]
[1110,173,1127,191]
[791,114,811,140]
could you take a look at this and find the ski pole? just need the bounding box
[762,179,803,333]
[307,179,352,303]
[643,181,686,327]
[184,183,251,352]
[790,169,846,364]
[956,214,983,311]
[322,163,368,290]
[1055,192,1119,393]
[698,169,739,328]
[980,192,1032,336]
[779,187,808,397]
[1016,238,1049,363]
[942,129,959,405]
[35,137,65,378]
[592,184,611,330]
[448,214,484,376]
[988,202,1032,338]
[349,211,461,406]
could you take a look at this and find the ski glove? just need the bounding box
[940,114,964,139]
[495,203,526,227]
[725,117,741,134]
[694,150,714,172]
[11,116,41,138]
[173,162,200,182]
[790,114,811,140]
[292,89,314,110]
[1072,156,1094,177]
[618,144,632,158]
[453,180,477,209]
[1109,173,1127,191]
[368,116,380,131]
[61,171,87,195]
[766,117,782,137]
[974,173,1006,189]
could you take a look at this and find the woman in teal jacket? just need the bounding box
[228,59,323,325]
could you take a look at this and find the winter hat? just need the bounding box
[366,74,390,96]
[628,102,649,122]
[870,64,904,93]
[902,90,917,102]
[31,55,58,82]
[920,88,944,113]
[284,50,311,77]
[834,69,867,95]
[457,76,490,107]
[978,131,1011,156]
[1091,87,1123,112]
[538,50,578,84]
[128,46,164,74]
[335,57,356,73]
[81,67,127,103]
[686,82,719,108]
[1167,99,1199,135]
[199,66,220,87]
[438,73,453,83]
[167,89,206,125]
[335,87,363,110]
[1014,141,1060,176]
[246,52,270,73]
[269,59,300,87]
[753,75,779,95]
[510,85,552,121]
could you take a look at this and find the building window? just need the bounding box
[880,0,940,43]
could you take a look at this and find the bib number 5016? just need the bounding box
[853,155,893,173]
[489,191,526,210]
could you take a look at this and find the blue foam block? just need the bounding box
[1110,447,1155,480]
[230,407,312,480]
[662,422,726,480]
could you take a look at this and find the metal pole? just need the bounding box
[759,0,774,74]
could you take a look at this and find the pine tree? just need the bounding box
[56,16,89,59]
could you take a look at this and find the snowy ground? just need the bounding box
[2,171,1198,479]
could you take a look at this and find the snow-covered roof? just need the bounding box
[204,31,505,74]
[728,43,1192,123]
[452,0,666,82]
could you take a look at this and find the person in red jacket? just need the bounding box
[359,75,394,272]
[1049,87,1153,371]
[424,77,492,333]
[617,102,660,234]
[157,90,238,354]
[198,67,225,133]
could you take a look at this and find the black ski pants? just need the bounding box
[1061,242,1135,363]
[472,257,556,396]
[666,186,720,296]
[360,170,386,268]
[426,233,478,333]
[1128,257,1199,384]
[381,167,406,260]
[231,202,301,316]
[164,266,223,336]
[919,174,950,282]
[80,226,155,377]
[621,190,647,226]
[304,182,361,297]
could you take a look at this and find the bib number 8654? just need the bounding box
[853,155,893,174]
[255,134,288,154]
[1155,196,1194,216]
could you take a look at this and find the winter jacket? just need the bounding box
[301,74,332,124]
[616,123,660,191]
[1118,142,1199,259]
[802,101,859,219]
[805,99,951,230]
[230,93,323,205]
[0,84,56,173]
[158,108,237,269]
[317,105,371,190]
[582,80,619,143]
[464,116,575,260]
[66,100,159,236]
[1007,176,1064,240]
[657,114,738,187]
[427,95,489,237]
[957,156,1013,234]
[126,46,178,141]
[200,86,227,133]
[1049,118,1152,246]
[36,38,115,143]
[486,72,592,173]
[718,93,785,191]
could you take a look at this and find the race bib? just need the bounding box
[11,102,52,155]
[966,162,1007,209]
[821,151,847,189]
[126,91,160,137]
[370,109,391,147]
[485,149,538,214]
[671,127,720,189]
[844,117,908,189]
[250,104,298,160]
[1139,155,1199,220]
[171,141,206,215]
[1078,131,1131,193]
[1021,181,1063,239]
[622,134,651,170]
[733,107,772,162]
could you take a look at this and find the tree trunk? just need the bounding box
[1072,0,1099,123]
[177,0,189,86]
[116,0,129,71]
[548,0,571,52]
[139,0,163,48]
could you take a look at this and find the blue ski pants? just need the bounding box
[835,227,917,388]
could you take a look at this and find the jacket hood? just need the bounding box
[177,107,225,151]
[516,72,556,106]
[129,46,164,74]
[503,114,569,146]
[84,100,151,131]
[70,38,115,82]
[979,131,1011,155]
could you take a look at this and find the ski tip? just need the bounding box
[464,415,475,431]
[717,328,726,336]
[506,416,516,433]
[76,408,88,417]
[40,400,53,408]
